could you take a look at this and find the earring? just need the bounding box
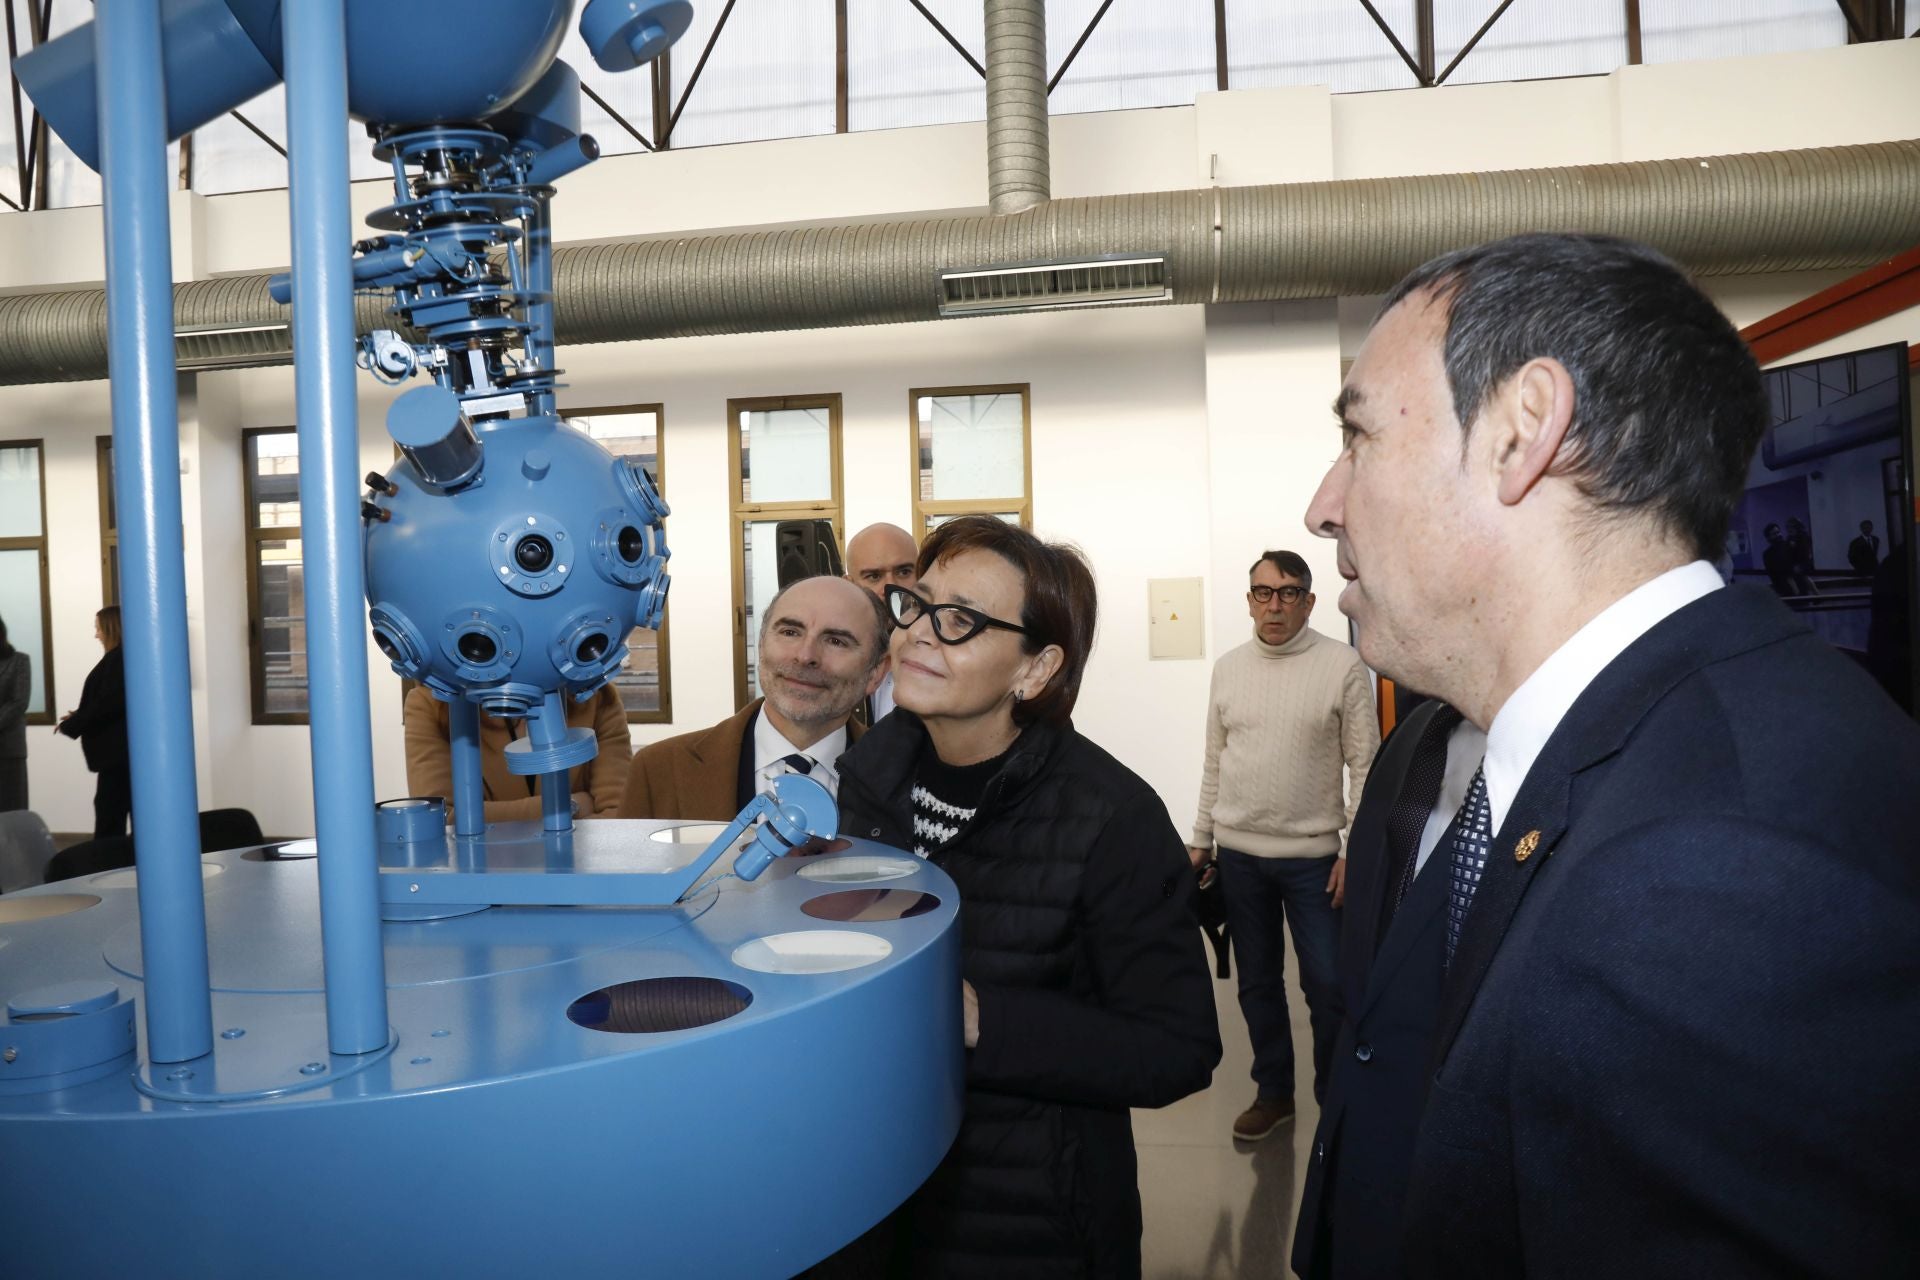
[1011,690,1024,704]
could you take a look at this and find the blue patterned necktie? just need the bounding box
[779,753,813,776]
[1444,765,1493,967]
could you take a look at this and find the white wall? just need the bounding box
[2,40,1917,836]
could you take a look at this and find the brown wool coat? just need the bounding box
[403,684,632,825]
[619,698,866,822]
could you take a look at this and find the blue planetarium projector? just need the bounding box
[0,4,961,1275]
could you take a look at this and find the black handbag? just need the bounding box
[1193,858,1231,980]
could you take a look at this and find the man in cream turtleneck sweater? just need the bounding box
[1189,550,1379,1142]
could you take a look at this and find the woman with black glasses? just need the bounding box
[834,516,1220,1279]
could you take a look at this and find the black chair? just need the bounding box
[44,809,267,884]
[0,810,58,893]
[44,835,136,884]
[199,808,265,853]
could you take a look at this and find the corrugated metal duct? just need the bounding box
[2,138,1918,386]
[985,0,1049,215]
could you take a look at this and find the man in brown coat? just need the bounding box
[621,575,890,821]
[404,682,632,824]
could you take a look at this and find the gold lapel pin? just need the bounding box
[1514,830,1541,864]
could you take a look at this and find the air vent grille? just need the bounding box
[174,322,294,372]
[939,256,1169,316]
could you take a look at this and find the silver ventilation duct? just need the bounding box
[2,142,1918,385]
[985,0,1049,216]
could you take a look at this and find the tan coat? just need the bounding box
[403,684,632,824]
[619,699,866,822]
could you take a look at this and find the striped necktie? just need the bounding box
[1444,765,1493,966]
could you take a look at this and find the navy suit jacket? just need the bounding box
[1403,584,1920,1276]
[1293,699,1456,1280]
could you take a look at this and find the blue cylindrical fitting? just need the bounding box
[388,384,484,490]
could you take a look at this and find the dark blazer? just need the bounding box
[57,645,126,774]
[1293,699,1456,1280]
[618,699,865,822]
[1402,584,1920,1276]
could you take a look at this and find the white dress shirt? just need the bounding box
[1414,718,1489,876]
[751,710,849,801]
[868,670,897,723]
[1480,560,1723,835]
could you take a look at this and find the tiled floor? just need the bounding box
[1135,966,1316,1279]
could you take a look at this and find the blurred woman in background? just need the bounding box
[57,606,129,838]
[0,616,31,812]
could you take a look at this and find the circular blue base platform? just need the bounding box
[0,825,963,1278]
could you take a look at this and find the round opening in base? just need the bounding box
[800,890,941,923]
[796,855,919,884]
[731,930,892,975]
[567,976,753,1034]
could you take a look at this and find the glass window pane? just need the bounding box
[740,408,832,504]
[927,511,1021,533]
[0,445,44,538]
[256,538,307,716]
[918,392,1024,502]
[669,0,837,149]
[1047,0,1216,117]
[741,519,786,699]
[612,622,664,715]
[847,0,986,132]
[250,432,301,528]
[0,548,47,717]
[192,86,291,197]
[1641,0,1845,65]
[573,410,662,481]
[1227,0,1420,94]
[1435,0,1624,87]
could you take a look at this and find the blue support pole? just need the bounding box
[94,0,213,1067]
[449,697,485,838]
[528,691,575,833]
[283,0,390,1055]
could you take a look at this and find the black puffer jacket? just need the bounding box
[836,711,1221,1279]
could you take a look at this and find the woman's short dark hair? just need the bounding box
[1382,233,1768,562]
[918,517,1096,727]
[97,606,122,649]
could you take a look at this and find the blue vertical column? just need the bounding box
[94,0,213,1066]
[283,0,389,1055]
[448,697,485,839]
[528,691,576,833]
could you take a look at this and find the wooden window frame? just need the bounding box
[558,401,674,725]
[908,383,1034,535]
[243,425,306,726]
[728,393,845,710]
[0,439,57,726]
[96,436,118,607]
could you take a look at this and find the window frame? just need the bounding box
[558,401,674,725]
[243,425,307,726]
[908,383,1033,536]
[0,438,57,727]
[728,393,845,710]
[96,436,118,607]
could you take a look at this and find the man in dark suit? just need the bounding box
[1292,695,1482,1279]
[1295,233,1920,1276]
[1848,518,1881,576]
[620,575,888,820]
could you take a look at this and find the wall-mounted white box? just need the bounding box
[1148,577,1205,661]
